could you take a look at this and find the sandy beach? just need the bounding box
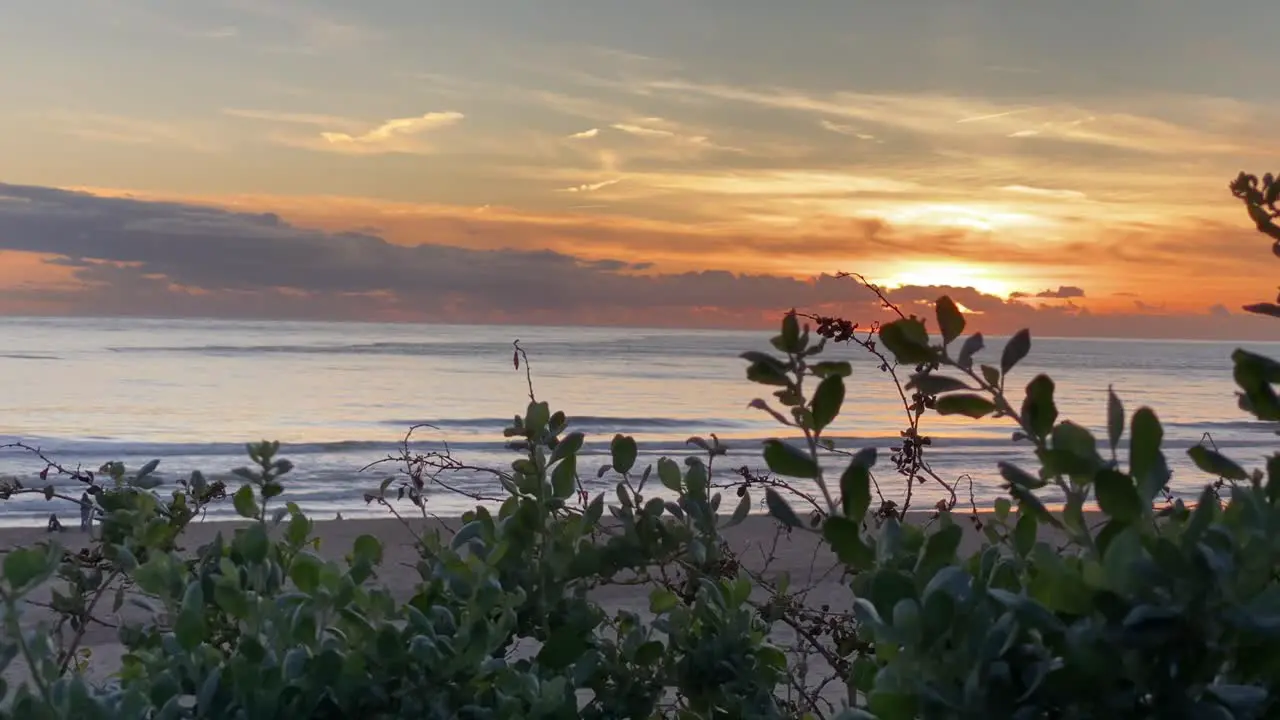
[0,508,1078,709]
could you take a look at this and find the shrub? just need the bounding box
[0,405,790,718]
[754,300,1280,719]
[0,173,1276,718]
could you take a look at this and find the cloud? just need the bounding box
[568,128,599,139]
[1011,286,1086,299]
[611,122,675,139]
[0,182,1275,340]
[198,26,239,39]
[222,0,373,55]
[557,179,622,193]
[628,170,920,197]
[819,120,876,141]
[45,112,217,153]
[605,118,737,154]
[635,79,1254,156]
[312,112,464,154]
[222,108,355,127]
[999,185,1088,201]
[956,108,1039,124]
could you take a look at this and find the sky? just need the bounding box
[0,0,1277,339]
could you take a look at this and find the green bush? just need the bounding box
[754,301,1280,719]
[0,175,1276,718]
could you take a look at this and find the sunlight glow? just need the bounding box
[872,203,1049,232]
[877,261,1018,298]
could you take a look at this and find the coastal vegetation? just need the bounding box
[0,175,1276,718]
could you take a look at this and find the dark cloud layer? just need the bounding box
[1012,286,1086,299]
[0,182,1275,340]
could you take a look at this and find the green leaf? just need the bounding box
[981,364,1001,388]
[550,431,584,464]
[525,401,551,436]
[868,690,918,720]
[999,462,1046,490]
[879,318,934,365]
[2,545,57,593]
[1267,454,1280,503]
[811,374,845,432]
[745,359,791,387]
[1130,408,1168,502]
[957,333,984,370]
[610,434,638,474]
[174,582,206,651]
[649,588,679,613]
[824,516,873,568]
[722,492,750,529]
[810,361,853,377]
[935,296,965,345]
[1187,446,1248,481]
[762,439,819,479]
[1049,421,1104,477]
[994,497,1011,521]
[840,457,873,520]
[1205,684,1269,715]
[538,632,589,671]
[634,640,664,666]
[289,553,323,593]
[935,394,997,419]
[1001,329,1031,375]
[657,457,683,492]
[871,569,917,618]
[196,666,221,711]
[352,534,383,566]
[585,493,605,526]
[775,311,803,354]
[1185,486,1219,547]
[1008,484,1058,528]
[232,485,259,520]
[286,511,310,548]
[907,373,970,395]
[1233,349,1280,421]
[1107,385,1125,453]
[1021,374,1058,440]
[765,488,803,528]
[916,524,962,578]
[1094,469,1143,523]
[551,455,577,498]
[1013,512,1037,557]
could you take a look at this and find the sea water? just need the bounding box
[0,316,1276,526]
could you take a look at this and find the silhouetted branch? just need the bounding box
[1229,171,1280,319]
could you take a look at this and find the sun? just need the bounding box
[876,261,1017,299]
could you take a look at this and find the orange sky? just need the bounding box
[0,1,1277,338]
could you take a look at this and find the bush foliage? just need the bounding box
[0,178,1277,718]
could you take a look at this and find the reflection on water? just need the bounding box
[0,316,1276,526]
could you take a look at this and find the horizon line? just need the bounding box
[2,311,1278,346]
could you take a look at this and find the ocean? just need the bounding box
[0,316,1276,527]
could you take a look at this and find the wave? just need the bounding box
[1,428,1269,465]
[103,336,739,360]
[382,415,755,431]
[0,437,398,458]
[107,341,504,357]
[1163,420,1277,432]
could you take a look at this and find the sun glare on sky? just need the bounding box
[871,204,1051,233]
[876,261,1018,299]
